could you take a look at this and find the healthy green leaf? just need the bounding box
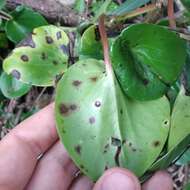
[3,25,69,86]
[109,0,150,16]
[74,0,86,14]
[0,32,8,48]
[5,6,48,43]
[184,182,190,190]
[0,0,5,10]
[176,148,190,165]
[111,24,186,100]
[181,0,190,11]
[0,72,31,98]
[55,58,170,180]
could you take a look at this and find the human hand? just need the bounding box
[0,104,173,190]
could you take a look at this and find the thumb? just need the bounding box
[93,167,141,190]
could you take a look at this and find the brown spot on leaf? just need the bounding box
[41,52,47,60]
[11,70,21,80]
[89,117,95,124]
[104,144,109,153]
[95,27,101,41]
[59,103,69,115]
[90,76,98,82]
[46,36,54,44]
[95,101,101,107]
[21,55,29,62]
[104,165,108,171]
[132,148,137,152]
[59,103,78,116]
[142,78,149,85]
[74,145,81,155]
[72,80,82,87]
[70,104,77,111]
[153,141,160,147]
[53,60,58,65]
[56,31,62,40]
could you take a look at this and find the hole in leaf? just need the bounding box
[20,55,29,62]
[95,100,101,107]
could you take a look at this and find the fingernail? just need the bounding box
[100,171,137,190]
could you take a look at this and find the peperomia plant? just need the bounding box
[2,13,190,183]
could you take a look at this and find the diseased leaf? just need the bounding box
[168,87,190,150]
[149,135,190,172]
[5,6,48,43]
[111,24,186,100]
[55,58,170,180]
[80,25,103,60]
[0,72,31,98]
[3,25,69,86]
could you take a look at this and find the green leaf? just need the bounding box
[0,72,31,98]
[3,25,69,86]
[5,6,48,44]
[0,32,8,48]
[74,0,86,14]
[109,0,150,16]
[184,182,190,190]
[168,87,190,150]
[80,25,103,60]
[176,148,190,165]
[111,24,186,100]
[149,135,190,172]
[55,58,170,180]
[181,0,190,11]
[0,0,5,10]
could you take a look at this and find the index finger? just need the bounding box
[0,103,58,190]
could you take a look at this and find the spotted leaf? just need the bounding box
[55,58,170,180]
[0,72,31,99]
[3,25,69,86]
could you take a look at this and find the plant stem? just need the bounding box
[0,10,12,20]
[168,0,176,28]
[112,3,158,22]
[98,15,112,71]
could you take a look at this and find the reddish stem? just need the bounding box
[98,15,112,70]
[168,0,176,29]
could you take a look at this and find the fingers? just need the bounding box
[26,141,78,190]
[142,171,173,190]
[0,103,57,190]
[93,168,141,190]
[70,175,94,190]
